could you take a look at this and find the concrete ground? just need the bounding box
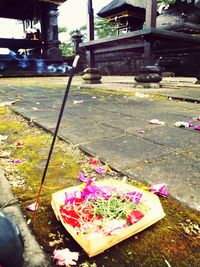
[0,75,200,266]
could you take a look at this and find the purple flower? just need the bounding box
[64,191,79,205]
[126,191,143,204]
[94,165,107,174]
[11,158,22,163]
[188,121,194,127]
[94,165,111,174]
[194,125,200,131]
[150,183,169,197]
[78,172,87,182]
[81,183,114,200]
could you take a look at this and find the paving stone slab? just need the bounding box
[13,107,59,120]
[184,145,200,160]
[81,134,175,170]
[58,123,124,145]
[35,113,95,131]
[125,155,200,211]
[134,126,200,150]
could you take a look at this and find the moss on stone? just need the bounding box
[0,104,199,267]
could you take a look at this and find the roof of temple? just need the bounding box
[0,0,67,20]
[97,0,146,18]
[157,1,200,34]
[38,0,67,5]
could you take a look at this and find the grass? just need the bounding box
[0,106,199,267]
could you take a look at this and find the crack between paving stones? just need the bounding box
[123,155,176,171]
[71,133,127,146]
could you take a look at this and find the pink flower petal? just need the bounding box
[127,210,144,225]
[194,125,200,131]
[94,165,111,174]
[78,172,87,182]
[53,248,79,266]
[150,183,169,197]
[188,121,194,127]
[27,202,38,211]
[149,119,165,126]
[126,191,143,204]
[11,158,22,163]
[88,158,99,165]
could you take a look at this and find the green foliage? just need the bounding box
[70,26,87,41]
[58,26,68,33]
[157,0,176,4]
[94,17,117,39]
[60,41,73,56]
[58,26,73,56]
[69,16,117,41]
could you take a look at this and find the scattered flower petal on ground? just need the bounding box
[149,119,165,126]
[150,183,169,197]
[174,121,190,128]
[27,202,38,211]
[53,248,79,266]
[88,158,99,165]
[11,159,22,163]
[94,165,111,174]
[194,125,200,131]
[0,134,8,141]
[15,140,24,148]
[188,121,194,127]
[73,100,84,104]
[78,172,87,182]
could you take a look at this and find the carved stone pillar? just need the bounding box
[41,3,62,61]
[71,30,83,55]
[134,41,162,88]
[82,0,101,84]
[134,0,162,87]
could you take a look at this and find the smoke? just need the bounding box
[0,50,72,74]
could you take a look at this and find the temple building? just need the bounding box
[80,0,200,77]
[0,0,67,76]
[97,0,147,34]
[97,0,200,35]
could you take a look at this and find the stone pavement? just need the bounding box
[0,75,200,266]
[0,76,199,213]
